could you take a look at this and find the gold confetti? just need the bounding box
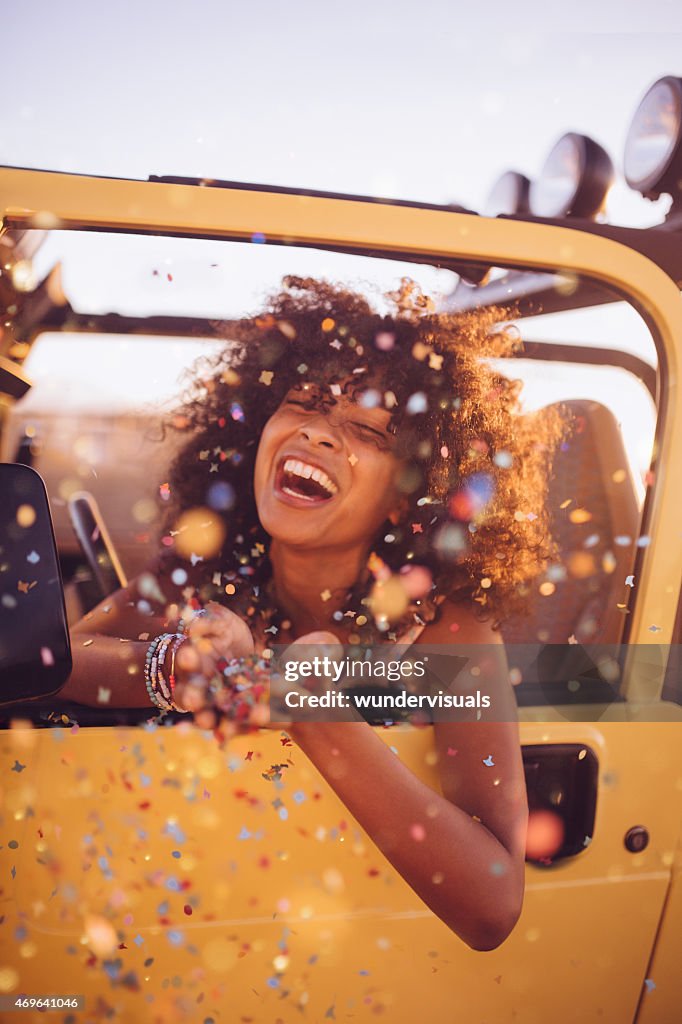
[84,915,118,957]
[348,453,359,466]
[569,508,592,524]
[259,370,274,385]
[428,352,443,370]
[320,589,332,602]
[173,507,226,560]
[321,317,335,332]
[559,499,573,509]
[16,504,36,528]
[82,639,94,647]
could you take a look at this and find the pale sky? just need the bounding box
[3,4,681,225]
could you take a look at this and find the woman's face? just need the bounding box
[254,383,406,553]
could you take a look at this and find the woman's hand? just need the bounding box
[172,603,256,725]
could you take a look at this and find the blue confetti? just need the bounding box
[238,826,251,840]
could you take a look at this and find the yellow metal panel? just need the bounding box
[1,722,681,1023]
[635,824,682,1023]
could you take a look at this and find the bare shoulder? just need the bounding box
[413,599,503,646]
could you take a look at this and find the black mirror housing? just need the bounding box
[0,463,72,706]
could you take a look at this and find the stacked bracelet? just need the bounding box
[144,633,189,712]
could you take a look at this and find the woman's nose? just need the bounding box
[297,414,343,450]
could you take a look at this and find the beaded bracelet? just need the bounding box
[144,632,188,713]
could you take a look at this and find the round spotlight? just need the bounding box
[484,171,531,217]
[529,133,614,219]
[624,76,682,199]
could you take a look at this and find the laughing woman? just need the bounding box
[62,276,562,950]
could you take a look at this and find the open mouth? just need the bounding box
[275,457,339,504]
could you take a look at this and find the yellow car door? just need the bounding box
[1,168,681,1024]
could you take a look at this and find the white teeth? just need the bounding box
[282,458,338,496]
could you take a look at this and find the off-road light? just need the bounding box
[624,76,682,199]
[484,171,531,217]
[529,133,614,219]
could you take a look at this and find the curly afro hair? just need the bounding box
[152,276,565,635]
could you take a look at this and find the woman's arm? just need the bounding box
[285,605,527,951]
[60,579,181,708]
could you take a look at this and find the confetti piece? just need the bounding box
[644,979,656,993]
[428,352,443,370]
[16,504,36,527]
[447,747,458,756]
[625,575,635,587]
[97,687,111,704]
[649,625,662,633]
[348,453,358,466]
[84,914,118,957]
[320,590,332,602]
[40,647,54,666]
[11,761,26,773]
[410,824,426,842]
[406,392,427,415]
[483,755,495,767]
[259,370,274,385]
[82,639,94,647]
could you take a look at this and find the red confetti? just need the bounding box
[183,904,193,915]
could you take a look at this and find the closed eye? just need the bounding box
[352,422,385,438]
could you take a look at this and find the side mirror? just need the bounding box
[0,463,72,706]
